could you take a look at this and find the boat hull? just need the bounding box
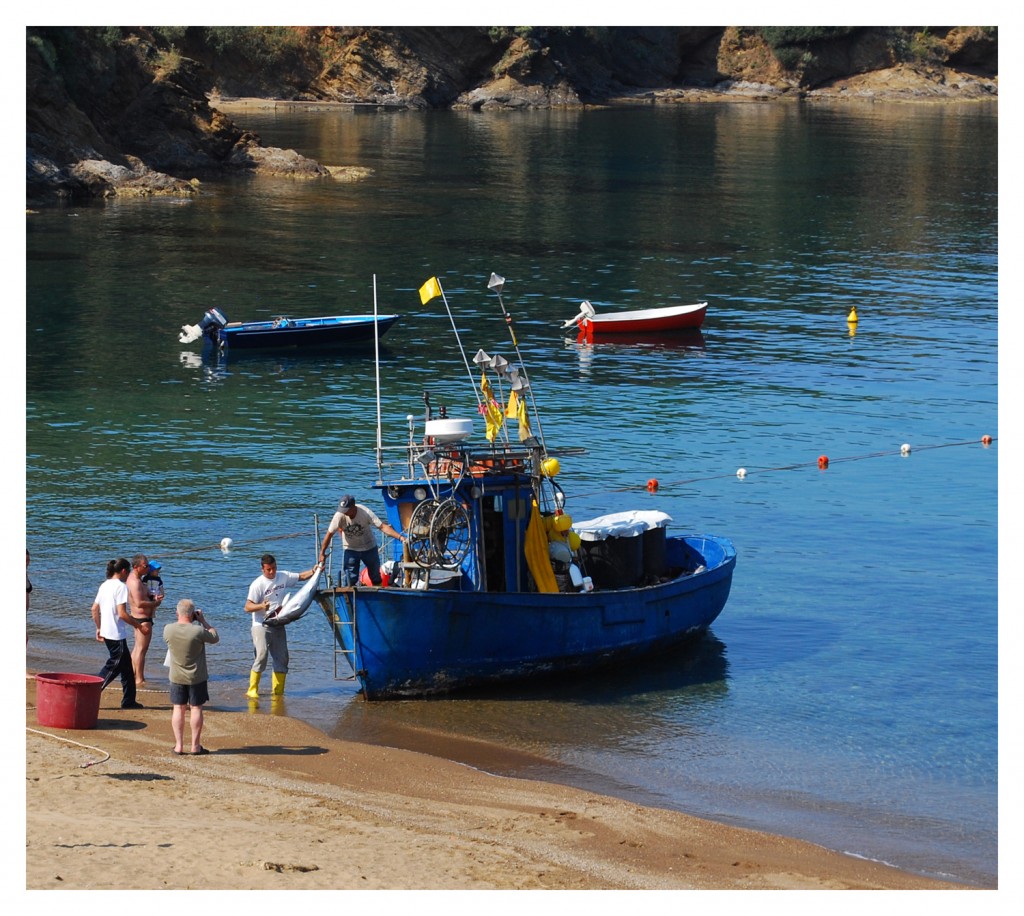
[218,314,399,350]
[336,534,735,699]
[588,302,707,333]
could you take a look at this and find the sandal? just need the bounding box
[191,746,211,755]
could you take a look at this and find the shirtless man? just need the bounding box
[128,553,164,686]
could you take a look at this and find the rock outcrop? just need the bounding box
[26,26,997,204]
[27,28,332,203]
[194,26,996,109]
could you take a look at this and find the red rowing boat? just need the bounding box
[563,300,707,341]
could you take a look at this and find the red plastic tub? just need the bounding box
[36,673,105,729]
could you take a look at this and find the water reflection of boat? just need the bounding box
[178,307,399,352]
[565,328,707,352]
[317,273,736,700]
[320,636,730,777]
[563,300,707,341]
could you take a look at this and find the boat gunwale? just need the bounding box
[222,313,400,335]
[336,533,735,602]
[589,301,707,324]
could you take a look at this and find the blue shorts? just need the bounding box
[169,681,210,707]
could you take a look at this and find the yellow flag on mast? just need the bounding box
[505,388,519,419]
[480,372,505,442]
[516,394,532,442]
[419,276,441,304]
[483,401,504,442]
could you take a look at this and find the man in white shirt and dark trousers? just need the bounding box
[91,557,146,709]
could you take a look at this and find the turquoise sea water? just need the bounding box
[25,102,997,886]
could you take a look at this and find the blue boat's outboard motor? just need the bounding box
[199,308,228,341]
[200,308,228,348]
[179,308,229,346]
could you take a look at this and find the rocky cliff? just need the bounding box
[26,26,998,204]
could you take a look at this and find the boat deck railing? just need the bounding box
[374,439,543,486]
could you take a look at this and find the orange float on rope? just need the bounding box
[817,455,829,469]
[981,434,993,446]
[646,478,659,492]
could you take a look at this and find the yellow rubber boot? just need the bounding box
[271,671,287,696]
[246,670,261,699]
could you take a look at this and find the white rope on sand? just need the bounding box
[25,726,111,769]
[26,671,113,768]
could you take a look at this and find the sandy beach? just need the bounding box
[21,668,972,895]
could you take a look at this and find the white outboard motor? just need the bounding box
[561,300,596,329]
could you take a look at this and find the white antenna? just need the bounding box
[436,278,484,414]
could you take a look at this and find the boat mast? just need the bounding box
[487,273,547,453]
[373,273,383,478]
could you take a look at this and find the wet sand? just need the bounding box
[22,661,972,895]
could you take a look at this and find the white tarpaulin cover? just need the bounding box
[573,510,672,541]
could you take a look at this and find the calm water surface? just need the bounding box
[25,103,997,886]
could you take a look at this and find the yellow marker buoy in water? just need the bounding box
[847,306,858,324]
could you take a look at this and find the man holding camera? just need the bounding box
[163,598,219,755]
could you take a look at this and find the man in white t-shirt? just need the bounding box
[91,557,147,709]
[243,553,316,699]
[318,494,406,586]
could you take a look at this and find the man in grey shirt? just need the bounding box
[163,598,219,755]
[318,494,406,586]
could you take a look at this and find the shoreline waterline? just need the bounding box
[23,639,984,890]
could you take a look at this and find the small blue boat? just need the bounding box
[318,273,736,699]
[179,307,399,352]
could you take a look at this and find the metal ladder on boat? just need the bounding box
[315,516,358,681]
[316,581,358,680]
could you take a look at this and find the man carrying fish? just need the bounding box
[243,553,317,699]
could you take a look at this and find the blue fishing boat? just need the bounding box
[179,307,399,351]
[318,273,736,699]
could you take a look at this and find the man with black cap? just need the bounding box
[318,494,406,586]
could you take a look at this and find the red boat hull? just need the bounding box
[576,302,707,339]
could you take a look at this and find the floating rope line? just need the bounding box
[34,439,996,568]
[573,436,996,500]
[28,531,319,590]
[152,529,312,560]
